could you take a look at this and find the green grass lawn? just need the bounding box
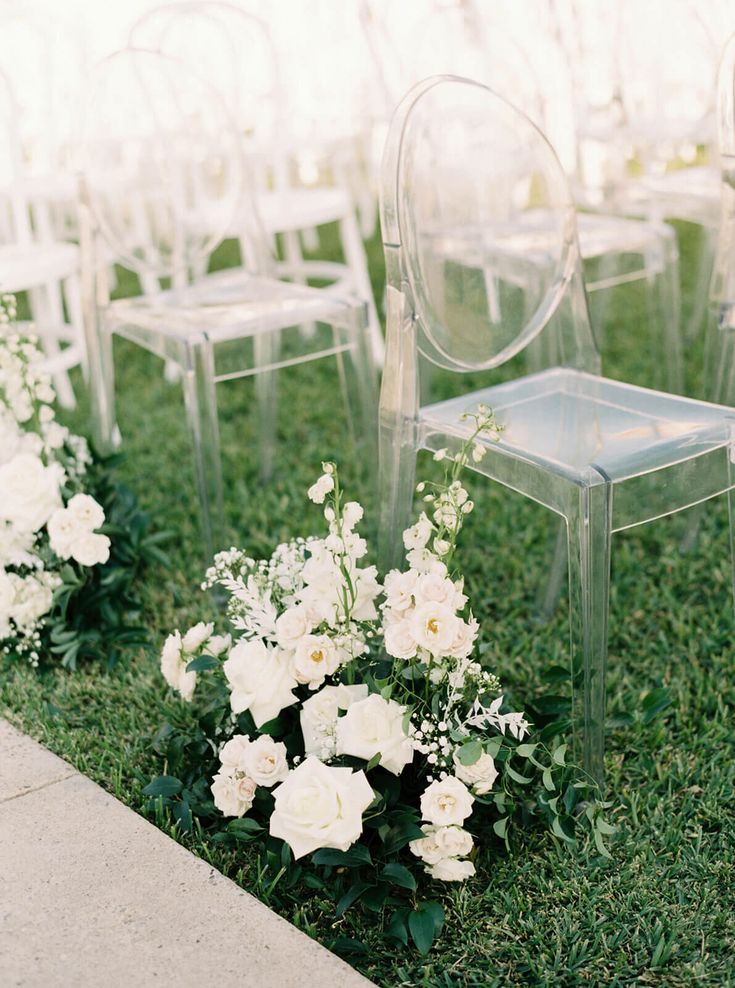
[2,222,734,987]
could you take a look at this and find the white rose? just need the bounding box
[291,633,340,688]
[383,569,419,612]
[182,621,215,654]
[269,756,374,859]
[415,572,464,609]
[427,857,476,882]
[211,771,256,817]
[447,616,479,660]
[66,493,105,531]
[384,617,418,660]
[223,640,298,727]
[241,735,289,787]
[160,630,197,701]
[0,453,63,532]
[69,531,111,567]
[275,605,312,650]
[420,776,474,827]
[453,748,498,795]
[300,683,369,757]
[336,693,414,775]
[307,473,334,504]
[207,633,231,657]
[410,824,474,864]
[402,513,433,551]
[410,600,460,656]
[47,508,78,559]
[218,734,252,774]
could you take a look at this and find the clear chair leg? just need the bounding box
[378,413,417,574]
[338,212,384,364]
[566,480,613,789]
[254,331,279,485]
[535,515,568,622]
[651,234,683,394]
[182,336,225,563]
[333,314,378,471]
[728,464,735,616]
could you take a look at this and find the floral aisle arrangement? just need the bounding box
[0,294,167,668]
[148,408,612,954]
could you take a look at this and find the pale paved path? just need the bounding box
[0,719,376,988]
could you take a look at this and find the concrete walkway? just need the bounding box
[0,720,375,988]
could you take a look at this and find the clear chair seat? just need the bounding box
[421,368,734,527]
[257,186,353,233]
[0,241,79,292]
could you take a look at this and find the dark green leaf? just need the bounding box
[143,775,182,797]
[380,862,417,890]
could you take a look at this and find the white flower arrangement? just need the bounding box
[150,408,611,954]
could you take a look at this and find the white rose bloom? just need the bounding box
[47,508,78,559]
[275,605,312,650]
[384,617,418,661]
[182,621,215,655]
[291,633,340,689]
[207,633,232,657]
[66,493,105,531]
[241,735,289,787]
[218,734,252,775]
[383,569,419,612]
[427,857,476,882]
[211,771,256,817]
[0,453,63,533]
[269,756,374,859]
[410,824,474,864]
[307,473,335,504]
[420,776,474,827]
[402,512,433,551]
[410,600,460,657]
[69,531,111,568]
[223,640,298,727]
[336,693,414,775]
[160,630,197,701]
[453,748,499,795]
[415,572,466,611]
[447,616,479,660]
[300,683,369,757]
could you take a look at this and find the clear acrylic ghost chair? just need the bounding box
[361,0,683,393]
[79,49,376,562]
[0,68,84,407]
[379,76,735,786]
[128,1,382,362]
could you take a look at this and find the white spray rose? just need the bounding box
[69,531,111,567]
[241,735,289,787]
[8,573,55,628]
[410,824,474,864]
[223,640,298,727]
[269,756,374,859]
[47,508,78,559]
[66,493,105,531]
[410,600,460,656]
[336,693,414,775]
[0,453,63,532]
[275,605,312,650]
[182,621,215,654]
[160,630,197,701]
[420,776,474,827]
[300,683,369,757]
[218,734,252,775]
[427,857,476,882]
[383,569,419,612]
[452,748,498,795]
[384,617,418,660]
[291,633,340,689]
[211,771,256,817]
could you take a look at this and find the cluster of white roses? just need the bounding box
[410,776,476,881]
[0,309,110,663]
[160,621,232,701]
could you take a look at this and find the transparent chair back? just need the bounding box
[80,47,246,291]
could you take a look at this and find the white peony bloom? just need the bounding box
[241,735,289,787]
[307,473,335,504]
[160,630,197,701]
[223,640,298,727]
[420,776,474,827]
[211,771,256,817]
[300,683,369,758]
[410,600,460,657]
[402,512,433,551]
[453,748,499,795]
[384,617,418,661]
[0,453,63,533]
[427,857,476,882]
[336,693,414,775]
[182,621,215,655]
[218,734,252,775]
[409,824,474,864]
[269,756,374,859]
[69,531,111,568]
[291,633,340,689]
[275,605,312,650]
[66,493,105,531]
[383,569,419,612]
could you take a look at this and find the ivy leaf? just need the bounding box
[516,743,538,758]
[408,901,444,955]
[143,775,182,797]
[380,862,417,891]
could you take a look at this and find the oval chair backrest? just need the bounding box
[80,47,245,285]
[380,75,594,373]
